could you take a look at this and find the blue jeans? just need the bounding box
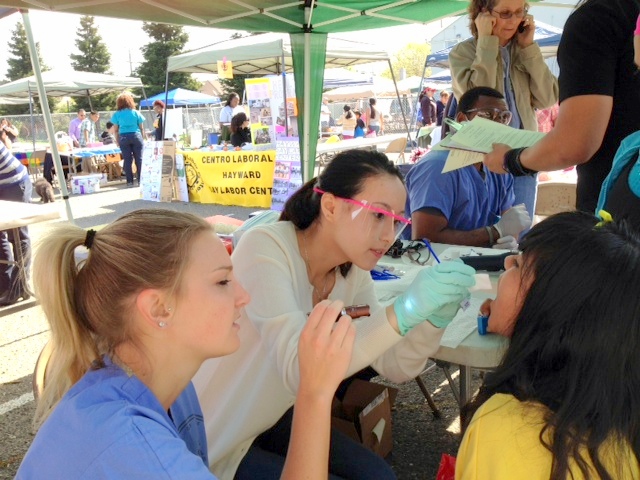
[0,176,32,301]
[235,407,396,480]
[512,173,538,237]
[119,132,143,185]
[369,125,380,135]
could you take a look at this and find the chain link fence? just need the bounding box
[1,106,226,147]
[2,97,420,148]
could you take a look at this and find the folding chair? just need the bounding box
[384,137,407,164]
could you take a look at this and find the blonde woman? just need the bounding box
[17,209,355,479]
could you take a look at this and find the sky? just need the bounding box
[0,10,457,81]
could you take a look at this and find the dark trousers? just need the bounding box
[43,153,75,185]
[119,132,144,185]
[0,176,32,301]
[235,395,396,480]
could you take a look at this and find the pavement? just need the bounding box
[0,180,476,479]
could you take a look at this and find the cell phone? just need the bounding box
[517,21,526,33]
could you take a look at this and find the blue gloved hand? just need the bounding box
[393,260,476,334]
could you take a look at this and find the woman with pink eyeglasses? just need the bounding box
[194,149,476,480]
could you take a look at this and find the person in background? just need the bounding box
[0,142,32,306]
[436,91,450,126]
[68,109,86,148]
[230,112,251,147]
[100,121,116,145]
[483,0,640,213]
[153,100,165,141]
[405,87,529,248]
[0,118,19,150]
[535,102,559,133]
[195,149,476,480]
[16,209,356,479]
[336,105,356,139]
[80,111,99,148]
[456,212,640,479]
[449,0,558,221]
[594,13,640,231]
[219,93,243,144]
[354,110,366,138]
[365,97,383,135]
[111,93,145,187]
[420,87,437,127]
[320,96,332,130]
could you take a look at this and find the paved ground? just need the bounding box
[0,181,478,479]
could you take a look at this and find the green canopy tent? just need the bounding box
[0,1,472,184]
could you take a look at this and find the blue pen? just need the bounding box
[421,238,441,264]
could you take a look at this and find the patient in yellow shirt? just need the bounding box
[456,211,640,480]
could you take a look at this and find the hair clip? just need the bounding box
[596,210,613,227]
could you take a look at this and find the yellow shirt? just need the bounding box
[456,393,640,480]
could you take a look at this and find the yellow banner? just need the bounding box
[182,150,276,207]
[217,60,233,79]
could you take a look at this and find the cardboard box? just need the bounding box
[331,379,398,458]
[70,173,105,194]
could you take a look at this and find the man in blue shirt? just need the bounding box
[405,87,530,248]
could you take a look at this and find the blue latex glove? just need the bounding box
[393,261,476,334]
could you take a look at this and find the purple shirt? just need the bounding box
[69,117,83,143]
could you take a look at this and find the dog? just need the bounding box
[34,178,55,203]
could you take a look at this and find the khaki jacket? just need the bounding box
[449,36,558,131]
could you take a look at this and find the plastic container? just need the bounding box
[208,133,219,145]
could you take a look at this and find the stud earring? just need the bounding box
[167,307,172,312]
[158,321,167,328]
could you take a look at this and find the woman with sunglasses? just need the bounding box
[194,149,476,480]
[449,0,558,222]
[456,212,640,479]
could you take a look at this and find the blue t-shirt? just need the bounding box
[111,109,146,134]
[16,357,213,479]
[405,149,515,232]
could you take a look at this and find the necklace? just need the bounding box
[302,230,335,303]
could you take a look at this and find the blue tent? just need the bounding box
[427,22,562,68]
[140,88,221,107]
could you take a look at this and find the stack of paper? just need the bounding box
[435,117,546,173]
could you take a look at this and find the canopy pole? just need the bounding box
[86,89,93,111]
[281,52,289,137]
[387,58,411,147]
[162,70,170,140]
[21,9,74,223]
[302,32,311,181]
[414,55,429,132]
[28,87,35,151]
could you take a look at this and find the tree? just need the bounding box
[135,23,201,98]
[381,43,431,80]
[69,15,113,111]
[2,21,51,115]
[70,16,111,73]
[6,21,47,82]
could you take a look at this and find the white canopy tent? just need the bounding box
[166,32,412,162]
[323,77,411,101]
[167,32,392,74]
[0,70,144,99]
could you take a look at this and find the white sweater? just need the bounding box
[193,221,444,479]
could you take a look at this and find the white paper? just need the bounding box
[440,297,483,348]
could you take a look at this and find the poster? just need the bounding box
[272,138,302,211]
[182,149,276,207]
[140,140,174,202]
[245,75,297,143]
[174,153,189,202]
